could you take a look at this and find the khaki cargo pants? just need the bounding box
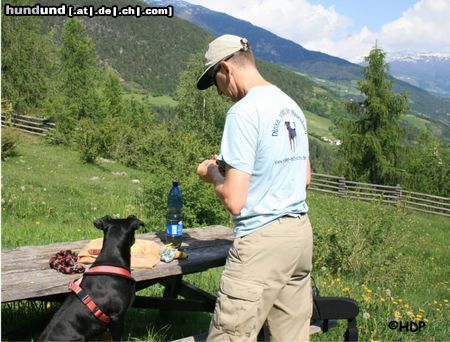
[207,215,313,342]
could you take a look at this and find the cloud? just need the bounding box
[187,0,352,42]
[380,0,450,53]
[186,0,450,62]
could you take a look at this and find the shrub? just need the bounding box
[1,128,19,160]
[73,118,101,163]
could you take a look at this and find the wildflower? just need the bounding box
[395,311,402,319]
[35,220,41,225]
[434,300,439,304]
[419,308,425,313]
[416,314,423,320]
[407,310,414,316]
[363,312,370,320]
[379,298,385,302]
[393,301,398,305]
[342,287,350,292]
[366,289,373,294]
[403,304,409,309]
[445,299,449,303]
[424,318,429,323]
[363,295,370,302]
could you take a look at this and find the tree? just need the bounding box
[336,45,409,185]
[174,53,232,149]
[44,18,108,143]
[1,0,54,114]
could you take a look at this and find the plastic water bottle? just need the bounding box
[166,181,183,248]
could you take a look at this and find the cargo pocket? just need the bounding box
[214,275,263,338]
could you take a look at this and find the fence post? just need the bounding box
[395,184,403,208]
[338,176,347,197]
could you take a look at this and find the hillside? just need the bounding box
[37,0,347,128]
[2,132,449,341]
[40,0,211,95]
[153,0,450,126]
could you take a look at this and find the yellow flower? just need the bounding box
[343,287,350,292]
[434,300,439,305]
[445,299,449,303]
[407,310,414,316]
[363,295,370,302]
[398,299,403,303]
[393,301,398,305]
[395,311,402,319]
[424,318,429,323]
[416,314,423,320]
[35,220,41,225]
[419,308,425,313]
[379,298,385,302]
[404,304,409,309]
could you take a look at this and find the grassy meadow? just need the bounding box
[2,131,449,341]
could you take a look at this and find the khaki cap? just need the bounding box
[197,34,249,90]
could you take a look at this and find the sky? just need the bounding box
[183,0,450,62]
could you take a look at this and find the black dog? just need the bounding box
[39,215,144,341]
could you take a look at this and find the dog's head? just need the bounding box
[93,215,145,247]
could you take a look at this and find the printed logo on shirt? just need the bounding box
[285,121,297,151]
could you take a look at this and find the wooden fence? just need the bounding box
[310,173,450,217]
[1,114,55,136]
[2,114,448,217]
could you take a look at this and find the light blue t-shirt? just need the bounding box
[220,85,310,237]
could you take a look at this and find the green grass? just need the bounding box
[304,110,335,139]
[1,133,153,247]
[2,132,449,341]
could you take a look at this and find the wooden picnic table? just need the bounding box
[2,224,359,341]
[1,225,233,308]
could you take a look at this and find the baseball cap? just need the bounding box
[196,34,249,90]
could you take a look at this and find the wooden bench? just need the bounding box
[2,225,358,341]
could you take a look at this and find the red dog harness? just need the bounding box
[69,266,134,324]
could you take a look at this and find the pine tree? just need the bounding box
[174,53,232,149]
[1,0,54,114]
[58,18,106,121]
[336,45,409,185]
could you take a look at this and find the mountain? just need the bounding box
[40,0,212,95]
[37,0,347,122]
[152,0,450,126]
[151,0,362,82]
[386,53,450,99]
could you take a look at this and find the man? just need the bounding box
[196,34,313,341]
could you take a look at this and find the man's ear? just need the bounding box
[93,215,112,230]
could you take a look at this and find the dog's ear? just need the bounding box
[93,215,112,230]
[128,215,145,230]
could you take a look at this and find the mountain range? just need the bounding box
[386,53,450,98]
[151,0,450,126]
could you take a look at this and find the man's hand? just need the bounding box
[196,159,224,184]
